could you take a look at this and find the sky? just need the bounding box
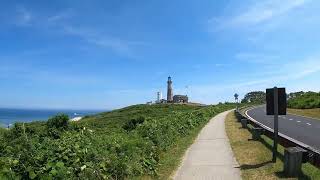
[1,0,320,110]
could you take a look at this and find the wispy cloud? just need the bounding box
[243,55,320,86]
[10,6,147,57]
[231,0,306,26]
[285,57,320,79]
[211,0,309,30]
[15,6,33,26]
[235,52,280,64]
[0,61,106,86]
[188,55,320,103]
[47,10,74,22]
[63,25,147,56]
[215,63,231,67]
[192,63,232,70]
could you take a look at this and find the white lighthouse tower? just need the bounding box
[167,76,173,102]
[156,92,162,103]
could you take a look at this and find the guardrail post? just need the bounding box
[241,119,247,128]
[234,110,239,115]
[284,147,307,177]
[252,127,263,140]
[234,111,241,122]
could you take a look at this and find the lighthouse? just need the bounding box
[167,76,173,102]
[156,92,162,103]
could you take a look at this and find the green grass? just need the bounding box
[0,103,235,179]
[225,112,320,180]
[288,108,320,120]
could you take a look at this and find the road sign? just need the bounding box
[234,93,239,101]
[234,93,239,111]
[266,88,287,115]
[266,87,287,163]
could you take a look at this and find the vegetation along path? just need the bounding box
[173,110,241,180]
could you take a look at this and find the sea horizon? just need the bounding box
[0,107,105,128]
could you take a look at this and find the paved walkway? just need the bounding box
[173,110,241,180]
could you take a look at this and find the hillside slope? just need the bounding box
[0,103,235,179]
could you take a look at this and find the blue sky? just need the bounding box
[1,0,320,110]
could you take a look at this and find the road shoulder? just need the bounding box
[226,110,320,179]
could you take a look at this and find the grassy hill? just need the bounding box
[0,103,235,179]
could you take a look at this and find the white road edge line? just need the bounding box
[297,121,301,123]
[244,107,312,150]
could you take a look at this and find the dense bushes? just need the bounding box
[0,104,235,179]
[47,114,69,129]
[288,91,320,109]
[241,91,266,104]
[46,114,70,139]
[122,116,145,131]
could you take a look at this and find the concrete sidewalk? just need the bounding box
[173,110,241,180]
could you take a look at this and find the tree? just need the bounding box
[241,91,266,104]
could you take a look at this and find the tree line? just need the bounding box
[240,91,320,109]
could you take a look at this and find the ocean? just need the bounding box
[0,108,104,128]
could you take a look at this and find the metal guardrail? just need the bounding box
[234,107,320,168]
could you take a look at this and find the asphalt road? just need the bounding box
[246,105,320,151]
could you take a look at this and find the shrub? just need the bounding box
[47,114,69,130]
[123,116,145,131]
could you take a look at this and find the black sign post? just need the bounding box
[234,93,239,111]
[266,87,286,163]
[273,87,279,163]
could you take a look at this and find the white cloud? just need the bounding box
[47,10,73,22]
[215,63,231,67]
[232,0,306,26]
[63,25,146,56]
[244,55,320,83]
[187,54,320,104]
[211,0,309,30]
[235,52,280,64]
[10,6,145,57]
[0,61,106,86]
[16,6,33,26]
[284,57,320,79]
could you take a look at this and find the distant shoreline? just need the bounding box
[0,116,83,128]
[70,117,83,122]
[0,108,103,127]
